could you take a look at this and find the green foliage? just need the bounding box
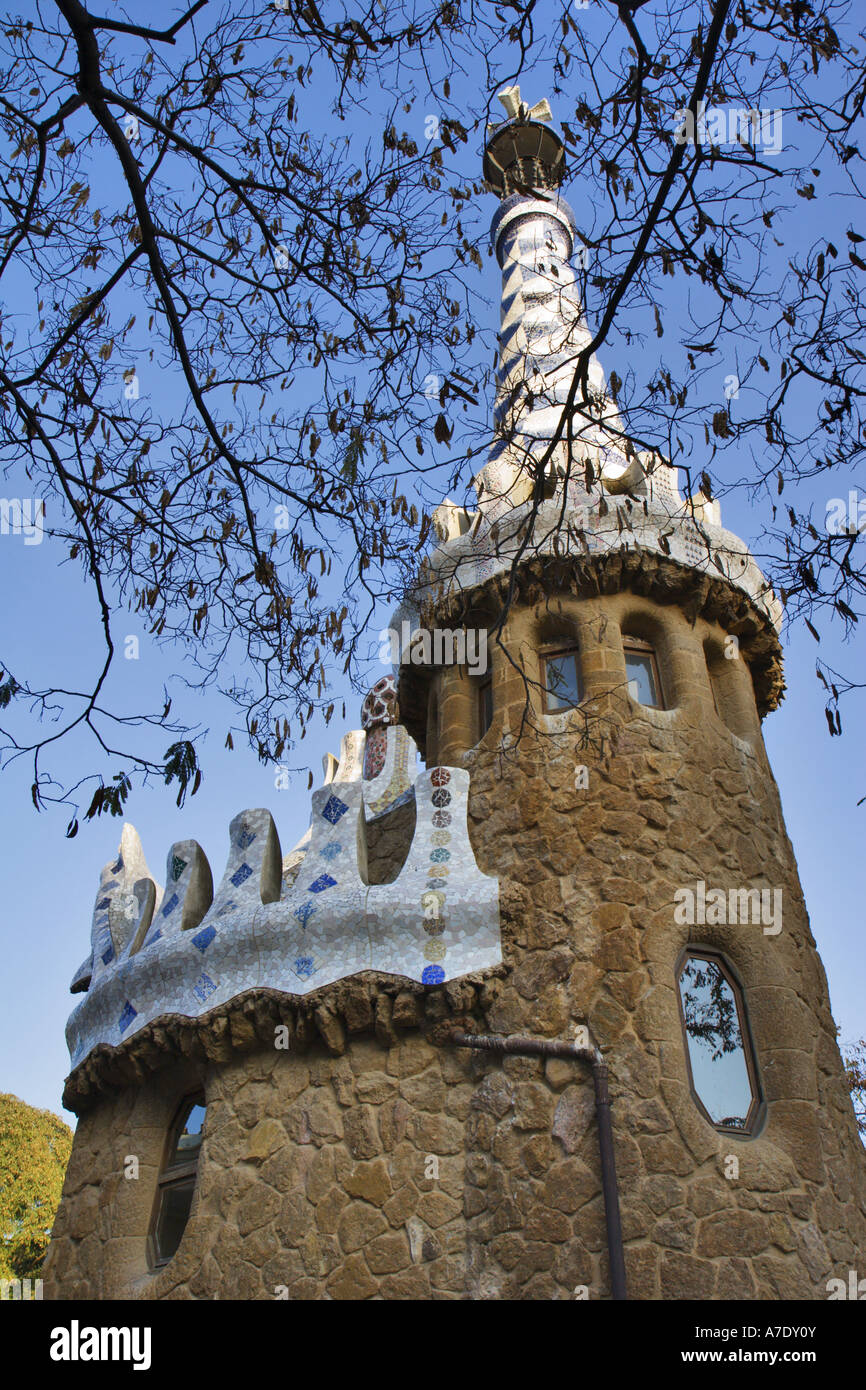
[842,1039,866,1141]
[0,1093,73,1280]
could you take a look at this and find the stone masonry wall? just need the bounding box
[451,589,866,1298]
[44,1031,477,1300]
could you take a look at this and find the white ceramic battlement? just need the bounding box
[65,765,501,1070]
[422,480,782,635]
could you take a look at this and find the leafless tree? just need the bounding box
[1,0,864,828]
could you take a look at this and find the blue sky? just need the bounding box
[0,1,863,1122]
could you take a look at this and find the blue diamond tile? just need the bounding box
[118,1000,138,1033]
[145,928,162,947]
[294,901,318,929]
[321,794,349,825]
[237,827,257,850]
[216,900,237,916]
[101,943,115,966]
[320,840,342,861]
[308,873,337,894]
[96,897,110,911]
[192,925,216,953]
[231,863,253,887]
[293,956,316,980]
[161,891,179,918]
[193,971,217,1004]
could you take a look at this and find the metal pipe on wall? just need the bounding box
[450,1029,627,1301]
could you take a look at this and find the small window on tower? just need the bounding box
[704,637,752,738]
[426,688,439,768]
[149,1094,206,1268]
[478,677,493,738]
[541,645,582,712]
[677,953,760,1135]
[623,637,664,708]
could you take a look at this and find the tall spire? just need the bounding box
[423,89,782,649]
[474,88,635,520]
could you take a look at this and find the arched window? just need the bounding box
[425,686,439,767]
[677,953,761,1135]
[478,676,493,738]
[703,637,752,737]
[149,1093,206,1267]
[622,636,664,708]
[541,643,582,712]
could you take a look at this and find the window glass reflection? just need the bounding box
[151,1094,206,1268]
[169,1101,206,1165]
[678,956,757,1130]
[155,1180,195,1263]
[543,649,582,711]
[625,649,660,706]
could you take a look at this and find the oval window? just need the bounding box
[677,954,760,1134]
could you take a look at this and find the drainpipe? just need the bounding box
[450,1030,627,1301]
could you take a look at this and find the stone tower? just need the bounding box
[44,90,866,1302]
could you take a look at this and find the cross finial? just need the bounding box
[484,85,565,194]
[496,85,553,124]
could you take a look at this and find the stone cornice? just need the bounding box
[62,970,504,1113]
[397,547,784,750]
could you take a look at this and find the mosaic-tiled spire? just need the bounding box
[418,91,781,630]
[476,89,634,514]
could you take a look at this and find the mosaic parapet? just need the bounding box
[71,719,420,990]
[73,823,163,994]
[368,767,497,984]
[64,767,500,1070]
